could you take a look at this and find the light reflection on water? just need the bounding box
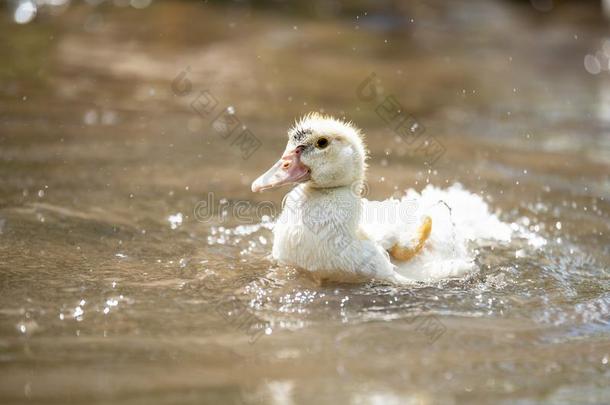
[1,0,609,404]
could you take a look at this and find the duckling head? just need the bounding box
[252,113,368,192]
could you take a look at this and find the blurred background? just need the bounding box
[1,1,609,404]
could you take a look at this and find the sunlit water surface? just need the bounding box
[1,1,609,404]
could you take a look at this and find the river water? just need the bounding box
[0,1,609,404]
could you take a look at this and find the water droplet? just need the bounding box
[168,213,183,230]
[101,110,118,126]
[584,54,602,75]
[73,306,84,319]
[14,1,37,24]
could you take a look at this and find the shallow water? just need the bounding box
[1,1,609,404]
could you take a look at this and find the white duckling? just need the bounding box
[251,113,432,284]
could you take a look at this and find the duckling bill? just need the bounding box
[251,113,431,284]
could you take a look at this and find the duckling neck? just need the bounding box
[286,183,362,233]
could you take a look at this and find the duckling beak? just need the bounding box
[251,145,311,192]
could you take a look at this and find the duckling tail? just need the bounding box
[389,216,432,261]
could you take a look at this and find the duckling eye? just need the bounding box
[315,137,329,149]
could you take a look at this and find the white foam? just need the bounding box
[361,184,513,282]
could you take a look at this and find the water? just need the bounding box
[1,1,609,404]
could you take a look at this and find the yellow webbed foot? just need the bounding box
[389,216,432,262]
